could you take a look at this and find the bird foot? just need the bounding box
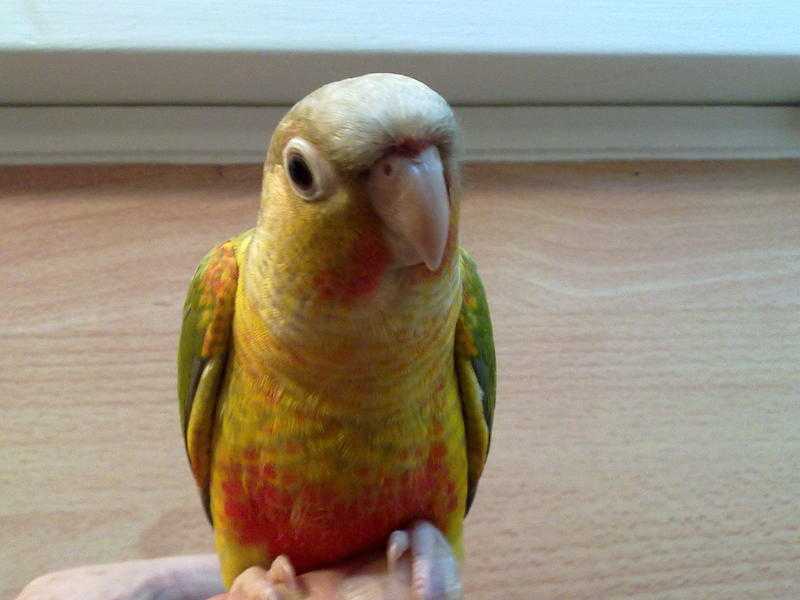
[386,521,463,600]
[228,555,303,600]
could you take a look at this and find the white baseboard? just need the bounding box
[2,106,799,165]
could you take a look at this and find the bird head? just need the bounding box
[257,73,462,305]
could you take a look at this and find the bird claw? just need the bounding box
[387,529,411,568]
[268,555,297,590]
[228,555,301,600]
[386,521,463,600]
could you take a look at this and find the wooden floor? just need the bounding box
[2,161,799,599]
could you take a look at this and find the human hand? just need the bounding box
[15,554,224,600]
[210,548,411,600]
[16,523,461,600]
[16,553,409,600]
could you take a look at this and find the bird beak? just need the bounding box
[367,145,449,271]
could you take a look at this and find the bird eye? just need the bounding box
[288,154,313,190]
[282,138,334,202]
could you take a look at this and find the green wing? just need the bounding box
[177,232,248,523]
[455,248,497,514]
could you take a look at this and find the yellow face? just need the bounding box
[258,138,460,308]
[258,158,393,304]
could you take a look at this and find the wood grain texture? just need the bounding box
[2,161,799,599]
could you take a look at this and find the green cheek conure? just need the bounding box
[177,73,496,598]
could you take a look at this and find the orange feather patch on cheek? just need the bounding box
[314,229,390,302]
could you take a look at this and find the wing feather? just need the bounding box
[455,249,497,513]
[177,233,248,522]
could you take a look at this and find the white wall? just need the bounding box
[2,1,799,162]
[4,0,799,54]
[2,1,800,104]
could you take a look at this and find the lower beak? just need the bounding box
[367,145,449,271]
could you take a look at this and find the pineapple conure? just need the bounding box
[178,73,496,600]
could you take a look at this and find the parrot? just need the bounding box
[177,73,496,599]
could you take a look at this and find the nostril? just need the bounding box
[383,163,393,177]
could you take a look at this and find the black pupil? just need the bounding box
[288,155,314,190]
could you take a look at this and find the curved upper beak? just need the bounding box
[367,145,449,271]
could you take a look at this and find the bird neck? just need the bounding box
[234,228,462,405]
